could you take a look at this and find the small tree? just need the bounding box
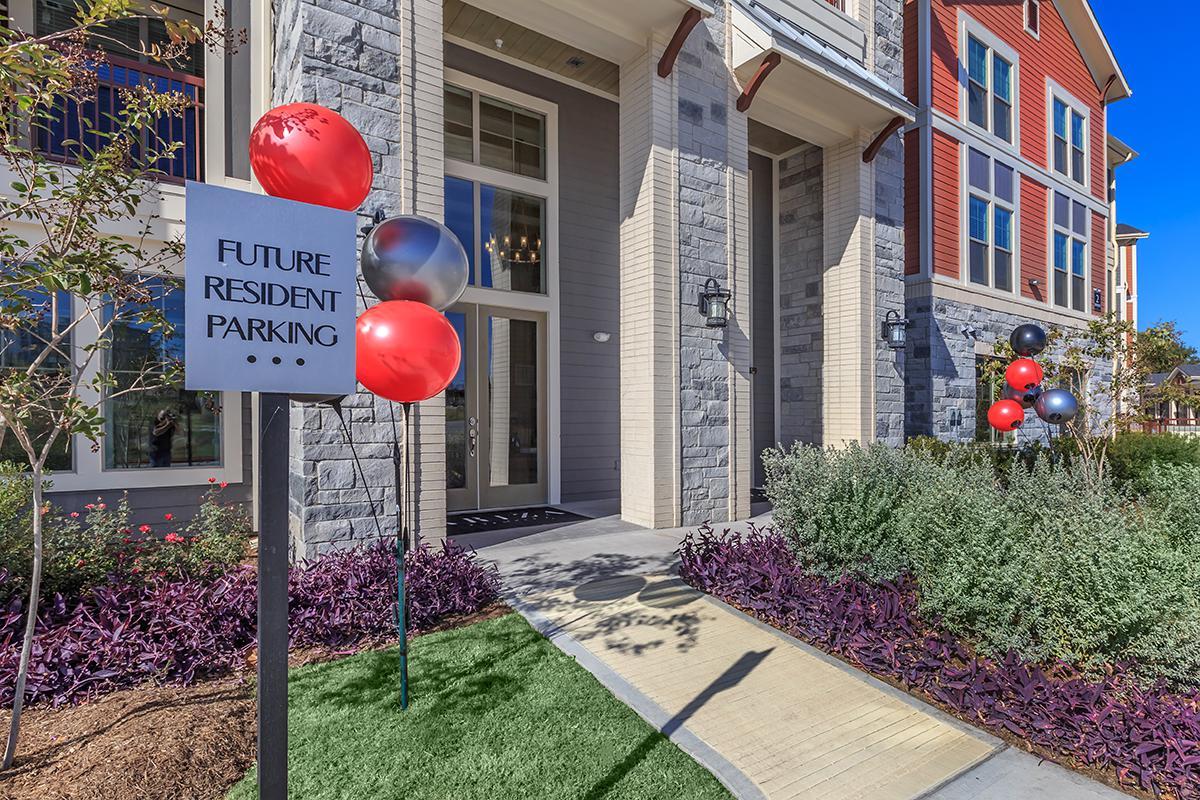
[0,1,236,767]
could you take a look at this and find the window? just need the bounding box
[1051,94,1087,185]
[444,176,546,294]
[443,85,547,180]
[0,288,72,471]
[976,357,1016,444]
[1051,192,1088,312]
[1025,0,1040,37]
[965,148,1016,292]
[104,279,221,470]
[965,34,1014,144]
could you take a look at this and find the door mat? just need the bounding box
[447,506,592,535]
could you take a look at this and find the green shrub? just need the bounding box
[1108,432,1200,489]
[764,442,1200,686]
[0,475,251,601]
[762,442,911,580]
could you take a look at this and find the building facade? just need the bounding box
[902,0,1130,443]
[3,0,1135,551]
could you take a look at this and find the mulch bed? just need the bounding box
[0,603,511,800]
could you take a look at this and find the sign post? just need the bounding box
[184,181,358,799]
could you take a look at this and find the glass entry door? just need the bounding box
[446,304,547,512]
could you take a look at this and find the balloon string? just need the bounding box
[335,407,385,542]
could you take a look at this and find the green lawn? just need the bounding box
[228,613,732,800]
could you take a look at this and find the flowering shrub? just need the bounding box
[0,539,500,708]
[0,479,252,603]
[678,526,1200,798]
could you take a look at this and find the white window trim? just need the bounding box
[44,288,244,494]
[1024,0,1041,39]
[958,143,1021,298]
[958,11,1021,155]
[1048,189,1091,316]
[1046,78,1090,190]
[442,68,562,506]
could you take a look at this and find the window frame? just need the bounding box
[975,356,1018,445]
[958,15,1021,151]
[960,145,1020,296]
[1049,190,1090,315]
[1046,80,1090,189]
[1024,0,1040,39]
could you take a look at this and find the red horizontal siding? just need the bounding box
[905,128,921,275]
[932,129,959,279]
[904,0,919,104]
[928,0,1107,202]
[1019,174,1047,303]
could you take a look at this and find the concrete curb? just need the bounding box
[507,590,769,800]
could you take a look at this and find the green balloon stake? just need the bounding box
[395,403,414,711]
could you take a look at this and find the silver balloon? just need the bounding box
[1035,389,1078,424]
[361,215,469,310]
[1003,383,1042,410]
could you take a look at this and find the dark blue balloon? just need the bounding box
[1035,389,1078,424]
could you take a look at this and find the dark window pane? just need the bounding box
[444,86,473,163]
[968,82,987,128]
[1054,193,1070,228]
[444,311,467,491]
[969,240,988,285]
[1072,274,1085,311]
[1071,112,1085,148]
[1053,100,1068,137]
[479,96,546,179]
[994,250,1012,291]
[479,130,514,174]
[1054,269,1068,307]
[968,38,988,84]
[994,162,1014,203]
[968,149,990,191]
[993,98,1011,142]
[487,317,538,487]
[993,56,1011,102]
[1027,0,1039,33]
[1072,201,1088,236]
[444,176,476,285]
[1054,139,1068,174]
[1072,148,1085,184]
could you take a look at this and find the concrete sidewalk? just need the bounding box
[456,515,1132,800]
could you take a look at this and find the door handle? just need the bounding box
[468,417,477,457]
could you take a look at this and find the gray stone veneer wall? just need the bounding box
[678,5,737,525]
[872,0,906,446]
[777,145,824,447]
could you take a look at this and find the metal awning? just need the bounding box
[466,0,716,64]
[732,0,915,147]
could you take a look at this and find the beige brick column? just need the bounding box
[822,132,876,446]
[618,34,682,529]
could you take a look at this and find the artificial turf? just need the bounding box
[227,612,733,800]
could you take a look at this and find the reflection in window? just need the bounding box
[104,279,221,469]
[488,317,538,488]
[444,85,473,164]
[1051,192,1087,312]
[444,176,476,285]
[445,311,468,492]
[965,148,1015,292]
[0,289,72,471]
[976,357,1016,445]
[481,186,545,293]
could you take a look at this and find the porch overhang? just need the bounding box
[732,1,915,148]
[464,0,716,64]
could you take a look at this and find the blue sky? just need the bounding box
[1092,0,1199,350]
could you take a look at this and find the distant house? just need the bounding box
[1145,366,1200,435]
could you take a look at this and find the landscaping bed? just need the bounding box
[676,439,1200,800]
[227,612,733,800]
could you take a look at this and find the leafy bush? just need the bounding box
[762,443,909,580]
[1107,432,1200,489]
[0,480,252,602]
[677,525,1200,799]
[763,442,1200,686]
[0,539,501,708]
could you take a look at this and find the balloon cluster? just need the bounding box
[249,104,466,405]
[986,324,1079,432]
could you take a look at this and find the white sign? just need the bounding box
[184,182,358,394]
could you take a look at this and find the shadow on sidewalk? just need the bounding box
[581,648,774,800]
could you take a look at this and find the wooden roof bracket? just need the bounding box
[657,8,704,78]
[1100,74,1118,107]
[736,52,782,112]
[863,116,906,163]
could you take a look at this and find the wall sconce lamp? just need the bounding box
[700,278,731,328]
[882,309,910,350]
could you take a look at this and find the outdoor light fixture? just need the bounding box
[882,309,910,350]
[700,278,731,328]
[592,331,612,343]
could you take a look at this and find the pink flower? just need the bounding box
[97,503,106,510]
[163,513,173,521]
[138,524,151,534]
[75,559,85,567]
[84,504,95,511]
[208,477,216,484]
[164,532,183,544]
[219,481,228,489]
[122,537,132,544]
[69,512,79,519]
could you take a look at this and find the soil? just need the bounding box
[0,603,511,800]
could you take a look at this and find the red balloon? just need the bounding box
[249,103,372,211]
[1005,358,1044,392]
[355,301,461,403]
[988,399,1026,432]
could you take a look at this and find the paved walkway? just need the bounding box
[456,513,1132,800]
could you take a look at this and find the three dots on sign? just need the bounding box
[246,355,307,366]
[987,323,1080,433]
